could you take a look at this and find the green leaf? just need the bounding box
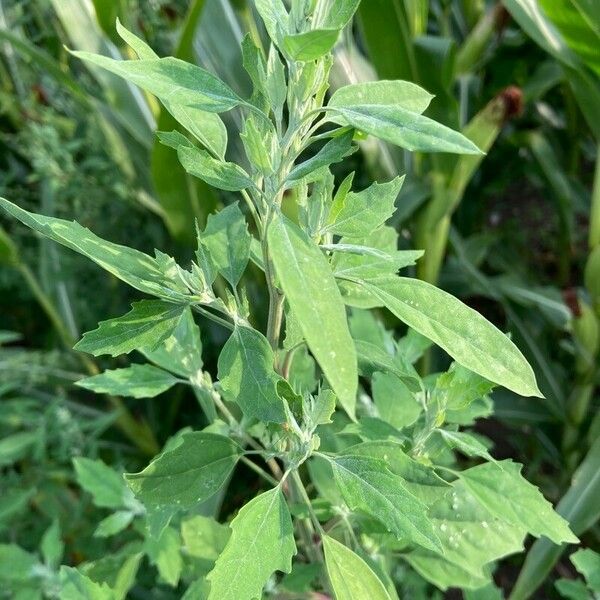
[326,454,441,552]
[60,567,115,600]
[286,129,356,186]
[283,29,340,61]
[358,276,541,397]
[218,325,286,423]
[268,212,357,416]
[80,549,142,600]
[322,535,392,600]
[319,0,362,28]
[75,300,185,357]
[178,146,254,192]
[0,198,188,300]
[73,458,131,509]
[181,515,230,561]
[70,51,241,113]
[406,480,527,590]
[372,371,421,429]
[458,460,578,545]
[327,105,482,154]
[94,511,135,538]
[140,307,203,378]
[512,436,600,599]
[0,431,37,466]
[125,432,241,510]
[41,519,64,568]
[555,578,591,600]
[207,487,296,600]
[329,81,433,114]
[325,176,404,237]
[77,364,179,398]
[145,526,183,587]
[200,203,252,288]
[115,18,158,60]
[240,116,275,175]
[437,430,495,462]
[571,548,600,592]
[0,544,38,582]
[433,363,495,410]
[255,0,289,47]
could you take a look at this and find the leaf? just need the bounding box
[140,307,203,378]
[75,300,185,357]
[207,487,296,600]
[200,203,252,288]
[372,371,421,429]
[218,325,286,423]
[70,51,241,113]
[322,535,392,600]
[433,363,495,410]
[358,276,541,397]
[181,515,230,561]
[145,526,183,587]
[0,431,37,466]
[406,480,527,591]
[283,29,340,61]
[0,544,38,583]
[268,212,357,416]
[255,0,289,47]
[554,578,590,600]
[286,129,356,185]
[41,519,64,568]
[458,460,578,545]
[329,81,433,114]
[77,364,179,398]
[319,0,362,29]
[571,548,600,592]
[327,105,482,154]
[326,454,441,551]
[60,567,115,600]
[437,430,495,462]
[94,511,135,538]
[73,458,131,509]
[125,432,241,510]
[115,18,158,60]
[325,176,404,237]
[0,198,188,300]
[177,146,254,192]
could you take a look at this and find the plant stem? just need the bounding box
[240,456,279,487]
[589,143,600,251]
[290,470,323,564]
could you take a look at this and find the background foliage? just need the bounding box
[0,0,598,598]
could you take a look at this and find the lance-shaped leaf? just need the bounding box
[255,0,289,47]
[436,430,495,463]
[372,371,421,429]
[286,129,356,186]
[323,535,392,600]
[178,146,254,192]
[458,460,578,545]
[207,487,296,600]
[75,300,186,357]
[77,364,179,399]
[329,80,434,114]
[357,276,541,397]
[200,203,251,288]
[325,176,404,237]
[327,105,482,154]
[433,362,495,410]
[406,480,527,591]
[70,51,241,113]
[325,454,441,552]
[283,29,341,61]
[0,198,188,300]
[268,212,357,416]
[218,325,286,423]
[126,432,241,509]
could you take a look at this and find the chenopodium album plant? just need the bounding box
[0,0,579,597]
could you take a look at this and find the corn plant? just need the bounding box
[0,0,579,597]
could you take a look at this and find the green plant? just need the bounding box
[0,0,580,597]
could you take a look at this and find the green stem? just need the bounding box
[240,456,279,487]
